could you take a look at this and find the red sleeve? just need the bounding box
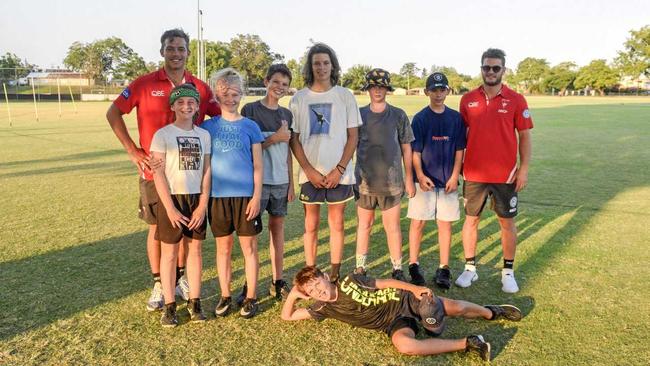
[514,95,534,131]
[205,87,221,117]
[459,95,470,127]
[112,77,142,114]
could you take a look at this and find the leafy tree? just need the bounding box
[229,34,283,87]
[0,52,33,81]
[513,57,550,94]
[615,25,650,78]
[286,58,304,89]
[574,59,619,96]
[400,62,419,90]
[466,75,483,90]
[542,62,577,95]
[341,64,371,91]
[187,39,231,79]
[63,37,147,82]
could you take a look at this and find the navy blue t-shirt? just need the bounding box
[411,106,467,188]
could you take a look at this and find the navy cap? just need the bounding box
[425,72,449,90]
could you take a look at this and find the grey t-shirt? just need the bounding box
[355,104,414,196]
[241,100,293,185]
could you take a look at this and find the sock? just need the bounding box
[439,264,449,269]
[390,257,402,271]
[330,263,341,280]
[503,259,514,270]
[152,273,161,283]
[356,254,367,269]
[409,261,419,266]
[465,257,476,266]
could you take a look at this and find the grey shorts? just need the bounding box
[356,192,403,211]
[260,183,289,217]
[138,177,159,225]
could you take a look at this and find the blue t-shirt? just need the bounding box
[411,106,467,188]
[200,116,264,197]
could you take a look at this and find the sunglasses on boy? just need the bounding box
[481,65,503,73]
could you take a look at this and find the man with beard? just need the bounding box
[456,48,533,293]
[106,29,220,311]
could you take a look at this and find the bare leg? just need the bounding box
[439,296,493,319]
[215,235,234,297]
[408,219,426,264]
[185,237,202,299]
[461,215,481,259]
[382,203,403,264]
[391,327,466,356]
[159,242,179,304]
[268,215,285,281]
[177,238,188,268]
[146,225,160,274]
[498,217,517,261]
[303,204,321,266]
[327,203,346,265]
[355,206,375,259]
[239,235,259,299]
[436,220,452,266]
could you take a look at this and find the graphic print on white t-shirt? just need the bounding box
[177,136,202,170]
[309,103,332,136]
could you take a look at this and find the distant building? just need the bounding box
[407,87,425,96]
[619,74,650,91]
[391,87,407,95]
[26,69,93,87]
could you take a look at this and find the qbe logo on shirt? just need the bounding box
[151,90,165,97]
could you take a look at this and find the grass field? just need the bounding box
[1,95,649,365]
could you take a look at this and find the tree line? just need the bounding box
[1,25,647,95]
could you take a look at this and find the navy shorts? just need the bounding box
[260,184,289,216]
[299,182,354,205]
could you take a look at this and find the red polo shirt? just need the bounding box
[113,68,220,180]
[459,85,533,183]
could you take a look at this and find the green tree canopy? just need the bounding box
[542,62,577,94]
[229,34,283,87]
[341,64,371,91]
[574,59,619,95]
[399,62,419,90]
[513,57,550,94]
[187,39,232,80]
[615,25,650,78]
[0,52,33,80]
[63,37,147,82]
[286,58,304,89]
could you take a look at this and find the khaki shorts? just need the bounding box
[138,178,159,225]
[407,185,460,222]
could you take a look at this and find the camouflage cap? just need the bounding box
[361,68,395,92]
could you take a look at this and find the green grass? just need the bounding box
[1,96,649,365]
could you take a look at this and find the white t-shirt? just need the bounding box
[150,124,211,194]
[289,86,362,185]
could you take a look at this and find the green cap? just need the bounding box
[169,83,200,106]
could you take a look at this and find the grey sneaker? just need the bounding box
[484,304,522,321]
[455,268,478,288]
[160,302,178,328]
[187,299,207,323]
[146,281,164,312]
[465,335,490,361]
[175,275,190,301]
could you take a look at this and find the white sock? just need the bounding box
[356,254,367,269]
[391,257,402,271]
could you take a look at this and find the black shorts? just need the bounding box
[208,197,263,237]
[299,183,354,205]
[155,194,207,243]
[386,316,419,338]
[463,181,518,218]
[138,177,159,225]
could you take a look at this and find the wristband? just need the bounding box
[336,164,346,172]
[336,166,345,174]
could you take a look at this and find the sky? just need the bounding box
[1,0,648,76]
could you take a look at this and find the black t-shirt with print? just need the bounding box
[307,272,419,333]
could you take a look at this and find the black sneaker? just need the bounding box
[408,263,425,286]
[214,296,232,317]
[484,304,523,321]
[187,298,206,323]
[353,266,367,276]
[269,279,290,301]
[465,335,490,361]
[240,298,258,319]
[391,269,407,282]
[160,302,178,328]
[236,283,248,307]
[434,267,452,289]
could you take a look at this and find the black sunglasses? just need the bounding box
[481,65,503,73]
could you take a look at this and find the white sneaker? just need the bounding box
[455,266,478,288]
[146,281,163,311]
[176,275,190,301]
[501,269,519,293]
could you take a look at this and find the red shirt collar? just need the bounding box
[478,84,516,99]
[156,68,195,83]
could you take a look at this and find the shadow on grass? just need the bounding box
[0,149,124,169]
